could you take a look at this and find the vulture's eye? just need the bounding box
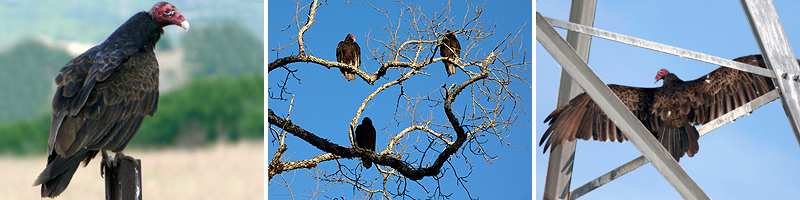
[164,8,174,16]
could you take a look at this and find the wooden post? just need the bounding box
[103,153,142,200]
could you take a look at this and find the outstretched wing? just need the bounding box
[539,55,781,159]
[682,54,777,125]
[539,85,658,152]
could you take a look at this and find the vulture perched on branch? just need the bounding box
[539,55,783,162]
[439,30,461,77]
[355,117,376,168]
[33,2,189,197]
[336,34,361,81]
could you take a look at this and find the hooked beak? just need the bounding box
[179,21,190,32]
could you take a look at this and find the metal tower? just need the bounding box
[537,0,800,199]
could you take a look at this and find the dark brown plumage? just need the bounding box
[439,30,461,77]
[336,34,361,81]
[355,117,376,168]
[539,55,781,162]
[33,2,188,197]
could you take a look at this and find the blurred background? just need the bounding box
[0,0,264,199]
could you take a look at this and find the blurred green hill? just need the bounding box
[0,1,265,155]
[0,74,264,155]
[0,0,264,49]
[184,20,264,77]
[0,39,72,124]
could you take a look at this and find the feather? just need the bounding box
[337,34,361,81]
[34,2,187,197]
[355,117,376,168]
[440,31,461,77]
[540,54,783,162]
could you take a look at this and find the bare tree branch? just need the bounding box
[268,0,530,198]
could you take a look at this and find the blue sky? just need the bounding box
[268,0,532,199]
[537,1,800,199]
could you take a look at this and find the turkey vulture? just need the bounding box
[33,2,189,197]
[539,55,782,162]
[355,117,376,168]
[439,30,461,77]
[336,34,361,81]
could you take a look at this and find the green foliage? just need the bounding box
[0,75,264,155]
[130,74,265,147]
[183,21,264,77]
[0,38,72,124]
[0,114,50,155]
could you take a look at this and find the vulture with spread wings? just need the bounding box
[539,55,784,162]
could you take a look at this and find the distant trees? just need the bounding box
[169,20,265,147]
[123,75,265,147]
[0,75,264,154]
[0,20,266,155]
[183,21,264,77]
[0,15,264,154]
[0,114,49,155]
[0,39,71,124]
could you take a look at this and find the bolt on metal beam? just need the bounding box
[741,0,800,148]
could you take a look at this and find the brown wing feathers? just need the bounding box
[34,2,188,197]
[355,117,376,168]
[540,54,778,161]
[337,34,360,81]
[440,31,461,77]
[687,55,778,124]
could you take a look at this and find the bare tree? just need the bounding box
[268,0,530,199]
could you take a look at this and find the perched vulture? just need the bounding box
[355,117,376,168]
[33,2,189,197]
[539,55,782,162]
[439,30,461,77]
[336,34,361,81]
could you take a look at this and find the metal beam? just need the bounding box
[542,16,775,78]
[697,90,780,135]
[569,156,649,200]
[741,0,800,148]
[568,89,779,199]
[537,12,711,200]
[542,0,596,199]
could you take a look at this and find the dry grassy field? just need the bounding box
[0,141,264,200]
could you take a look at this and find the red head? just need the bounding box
[149,2,190,31]
[654,68,670,83]
[345,34,355,42]
[446,30,456,36]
